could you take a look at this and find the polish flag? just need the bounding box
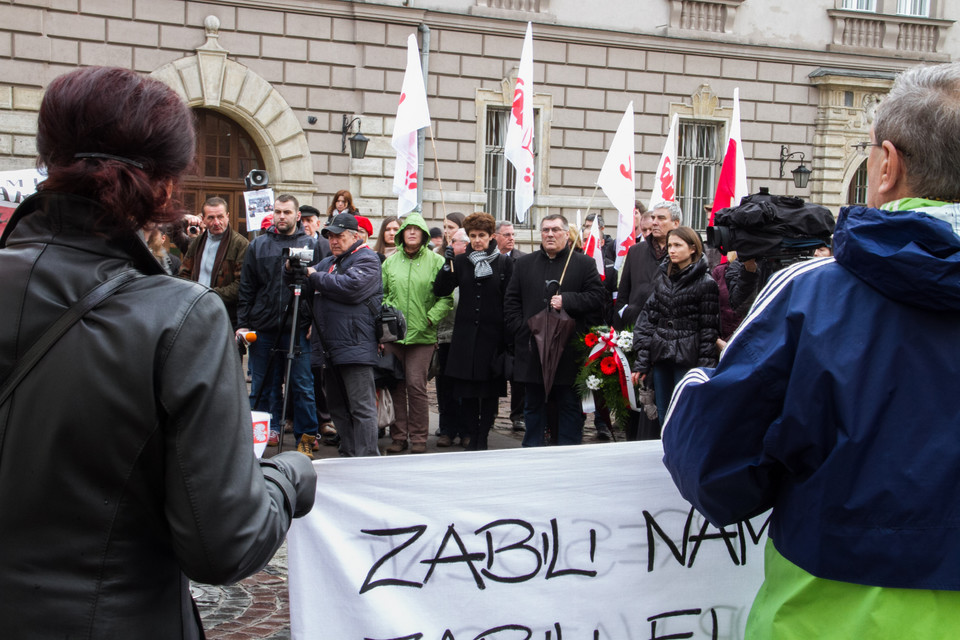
[597,102,636,271]
[392,34,431,217]
[584,216,605,281]
[710,88,749,224]
[647,113,679,211]
[504,22,535,224]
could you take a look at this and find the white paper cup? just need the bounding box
[252,411,270,459]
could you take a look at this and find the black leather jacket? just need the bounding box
[0,192,316,639]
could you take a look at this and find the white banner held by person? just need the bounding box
[392,33,432,217]
[243,188,275,232]
[504,21,535,224]
[0,168,45,234]
[597,102,637,271]
[288,441,769,640]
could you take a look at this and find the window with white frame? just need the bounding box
[897,0,929,16]
[483,106,540,226]
[840,0,876,11]
[676,120,723,232]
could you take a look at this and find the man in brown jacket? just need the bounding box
[179,196,250,327]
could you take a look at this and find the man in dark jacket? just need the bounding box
[496,218,526,432]
[504,213,605,446]
[178,196,249,327]
[306,213,382,457]
[237,194,326,455]
[614,201,681,440]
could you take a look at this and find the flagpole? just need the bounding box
[427,125,448,219]
[559,184,600,288]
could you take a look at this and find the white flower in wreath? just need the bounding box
[616,331,633,351]
[586,375,602,391]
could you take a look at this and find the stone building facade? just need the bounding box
[0,0,955,241]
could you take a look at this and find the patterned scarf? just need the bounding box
[468,245,500,279]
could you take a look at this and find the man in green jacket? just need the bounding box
[381,212,453,453]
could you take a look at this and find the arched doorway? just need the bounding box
[182,108,265,235]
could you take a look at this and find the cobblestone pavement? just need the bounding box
[195,381,614,638]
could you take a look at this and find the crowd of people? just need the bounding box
[7,61,958,637]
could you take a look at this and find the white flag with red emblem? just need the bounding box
[392,34,431,217]
[597,102,636,271]
[710,87,749,224]
[584,216,605,281]
[648,113,679,211]
[504,22,535,224]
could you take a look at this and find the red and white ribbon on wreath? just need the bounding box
[582,328,639,414]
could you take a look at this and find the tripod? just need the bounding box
[251,265,313,453]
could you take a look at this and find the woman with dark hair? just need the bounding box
[632,226,720,423]
[374,215,400,262]
[434,212,513,450]
[326,189,358,220]
[0,66,316,637]
[381,212,453,454]
[440,211,466,253]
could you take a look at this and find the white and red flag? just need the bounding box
[392,34,431,217]
[584,215,605,281]
[648,113,679,211]
[710,87,749,224]
[597,101,636,271]
[504,22,535,224]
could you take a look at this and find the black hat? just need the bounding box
[429,227,443,239]
[299,205,321,218]
[322,212,359,237]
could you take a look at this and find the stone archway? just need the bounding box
[150,15,314,205]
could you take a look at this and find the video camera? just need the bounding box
[283,246,314,268]
[707,188,835,262]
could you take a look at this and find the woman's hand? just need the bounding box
[631,371,645,386]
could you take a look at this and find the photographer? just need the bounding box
[0,66,316,637]
[237,195,327,455]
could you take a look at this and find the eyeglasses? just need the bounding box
[852,140,912,157]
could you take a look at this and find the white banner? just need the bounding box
[597,102,636,271]
[243,188,275,232]
[0,168,45,234]
[504,21,535,224]
[288,441,769,640]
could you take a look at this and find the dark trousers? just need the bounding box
[460,396,498,450]
[523,383,582,447]
[311,365,332,424]
[509,380,525,424]
[436,343,462,439]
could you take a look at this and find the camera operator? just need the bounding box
[237,194,328,456]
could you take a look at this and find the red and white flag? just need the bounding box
[504,22,535,224]
[597,102,636,271]
[584,215,605,281]
[648,113,679,211]
[710,88,749,223]
[392,34,431,217]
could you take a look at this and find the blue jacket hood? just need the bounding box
[834,205,960,311]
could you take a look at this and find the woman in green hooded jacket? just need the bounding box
[381,212,454,453]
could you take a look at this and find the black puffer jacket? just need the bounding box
[633,255,720,374]
[0,192,316,639]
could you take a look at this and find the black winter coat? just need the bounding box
[433,244,513,382]
[633,255,720,374]
[0,192,315,638]
[237,223,326,333]
[616,235,667,329]
[307,240,382,367]
[504,246,606,386]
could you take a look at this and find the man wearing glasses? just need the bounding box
[504,214,605,447]
[663,62,960,637]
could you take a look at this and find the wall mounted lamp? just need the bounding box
[342,115,369,159]
[779,145,811,189]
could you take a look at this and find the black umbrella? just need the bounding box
[526,277,576,397]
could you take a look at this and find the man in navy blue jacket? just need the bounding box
[306,213,382,457]
[663,63,960,637]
